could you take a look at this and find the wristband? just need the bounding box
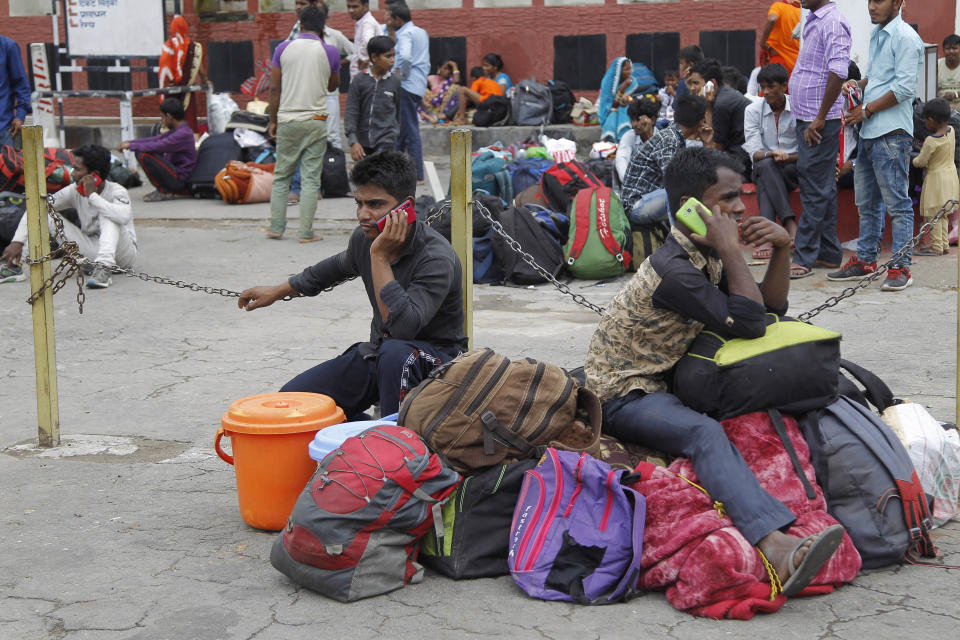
[863,104,872,119]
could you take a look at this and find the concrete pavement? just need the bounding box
[1,162,959,639]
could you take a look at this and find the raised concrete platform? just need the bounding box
[58,119,602,156]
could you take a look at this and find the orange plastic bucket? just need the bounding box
[216,392,345,530]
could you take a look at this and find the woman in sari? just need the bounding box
[599,57,641,142]
[419,60,461,124]
[158,15,205,130]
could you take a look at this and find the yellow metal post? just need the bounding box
[449,129,473,349]
[22,125,60,447]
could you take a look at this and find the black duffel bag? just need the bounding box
[672,315,841,420]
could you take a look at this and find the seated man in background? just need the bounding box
[619,94,712,226]
[686,58,752,177]
[586,146,844,597]
[742,63,799,259]
[1,144,137,289]
[120,98,197,202]
[238,151,467,420]
[615,96,661,184]
[451,66,503,125]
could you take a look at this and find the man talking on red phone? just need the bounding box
[1,144,137,289]
[238,151,466,419]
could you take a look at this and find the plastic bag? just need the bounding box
[590,141,617,160]
[883,402,960,527]
[207,93,239,135]
[539,135,577,164]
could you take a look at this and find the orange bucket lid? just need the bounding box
[221,392,345,435]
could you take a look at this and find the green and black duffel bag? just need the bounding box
[672,315,841,420]
[419,459,539,580]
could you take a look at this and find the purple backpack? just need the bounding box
[508,448,646,604]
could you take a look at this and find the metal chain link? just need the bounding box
[20,196,353,313]
[797,198,958,322]
[21,190,957,323]
[472,200,609,315]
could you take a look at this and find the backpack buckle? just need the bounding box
[567,257,576,266]
[615,252,623,263]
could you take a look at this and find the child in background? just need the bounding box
[912,98,959,256]
[344,36,401,162]
[658,70,679,121]
[451,66,504,125]
[615,96,660,184]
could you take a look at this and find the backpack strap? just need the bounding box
[480,410,534,456]
[894,470,938,559]
[566,187,594,265]
[592,187,631,269]
[768,409,817,500]
[838,359,897,412]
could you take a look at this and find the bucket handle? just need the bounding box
[215,428,234,465]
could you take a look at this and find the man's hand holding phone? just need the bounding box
[676,197,741,254]
[370,197,415,261]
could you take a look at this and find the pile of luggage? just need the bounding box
[264,344,960,618]
[426,146,664,287]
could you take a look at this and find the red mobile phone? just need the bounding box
[77,173,102,197]
[376,196,417,232]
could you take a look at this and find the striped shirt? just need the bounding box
[788,2,851,121]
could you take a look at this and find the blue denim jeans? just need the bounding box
[854,131,914,268]
[794,119,843,269]
[602,391,796,545]
[628,188,671,226]
[0,126,15,148]
[396,89,424,180]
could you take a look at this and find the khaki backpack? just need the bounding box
[398,348,602,474]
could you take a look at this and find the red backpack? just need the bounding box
[0,145,23,192]
[539,160,602,214]
[270,425,461,602]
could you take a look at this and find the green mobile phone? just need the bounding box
[675,197,712,236]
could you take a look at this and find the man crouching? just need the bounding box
[585,146,843,596]
[238,151,466,420]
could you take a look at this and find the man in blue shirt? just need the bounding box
[828,0,923,292]
[385,2,429,182]
[0,35,32,149]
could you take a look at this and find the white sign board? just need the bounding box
[64,0,165,58]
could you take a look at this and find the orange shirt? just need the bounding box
[766,1,802,73]
[471,77,504,101]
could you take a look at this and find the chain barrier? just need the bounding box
[796,199,958,323]
[472,200,609,315]
[20,196,352,314]
[19,191,958,323]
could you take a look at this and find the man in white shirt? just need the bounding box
[742,63,799,257]
[0,144,137,289]
[347,0,381,78]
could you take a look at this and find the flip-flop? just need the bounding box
[144,190,175,202]
[790,263,813,279]
[287,194,300,207]
[913,247,940,256]
[813,260,840,269]
[781,524,845,597]
[298,236,322,243]
[752,246,774,260]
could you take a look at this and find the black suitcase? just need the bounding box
[188,133,243,198]
[320,147,350,198]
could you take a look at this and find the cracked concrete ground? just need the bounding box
[1,162,959,639]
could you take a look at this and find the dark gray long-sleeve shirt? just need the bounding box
[343,70,401,150]
[288,222,468,351]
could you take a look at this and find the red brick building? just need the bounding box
[2,0,957,120]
